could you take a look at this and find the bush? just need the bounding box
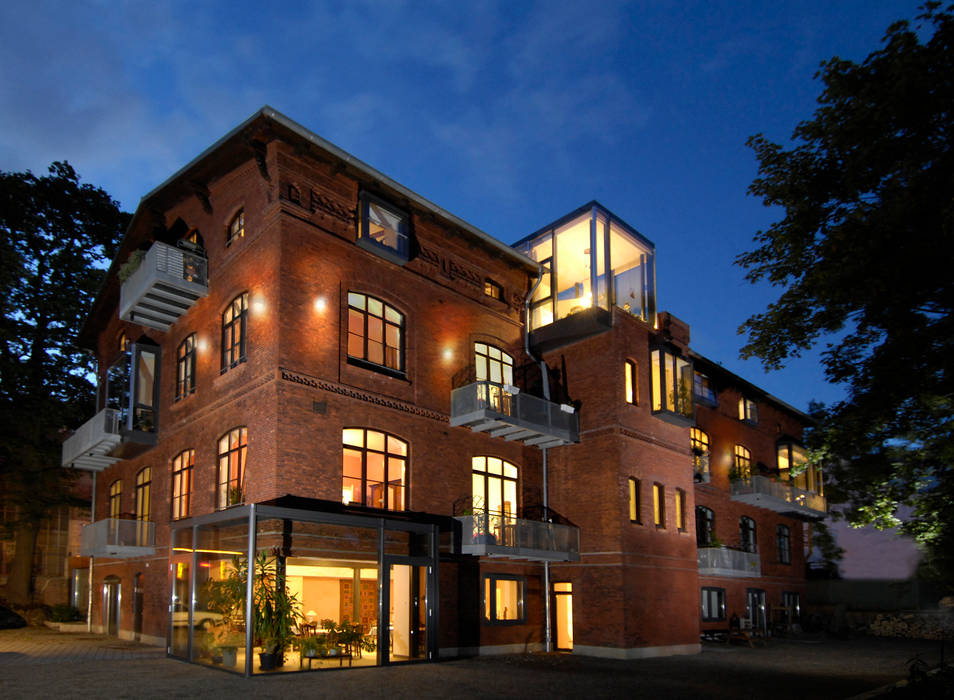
[49,604,82,623]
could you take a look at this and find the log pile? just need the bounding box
[868,611,954,640]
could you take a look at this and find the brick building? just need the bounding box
[61,107,824,673]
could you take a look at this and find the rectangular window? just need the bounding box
[172,450,194,520]
[483,574,525,624]
[108,480,122,519]
[625,360,637,405]
[653,482,665,528]
[675,488,686,531]
[217,427,248,509]
[782,591,801,619]
[176,333,196,400]
[738,396,758,424]
[358,192,410,264]
[651,347,693,420]
[777,524,792,564]
[484,279,503,300]
[628,477,641,523]
[347,292,405,374]
[693,371,717,404]
[701,587,726,622]
[221,293,248,372]
[342,428,407,511]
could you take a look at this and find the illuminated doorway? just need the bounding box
[103,575,121,636]
[385,559,428,662]
[553,582,573,650]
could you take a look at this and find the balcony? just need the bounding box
[61,408,122,472]
[119,242,209,331]
[81,518,155,558]
[693,454,710,483]
[450,381,579,448]
[697,546,761,578]
[455,510,580,562]
[731,475,827,520]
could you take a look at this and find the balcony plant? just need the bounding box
[118,249,145,282]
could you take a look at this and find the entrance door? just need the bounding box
[133,573,144,641]
[382,557,431,664]
[746,588,767,635]
[553,582,573,650]
[103,576,121,636]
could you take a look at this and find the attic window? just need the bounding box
[484,279,503,301]
[227,210,245,247]
[357,192,410,265]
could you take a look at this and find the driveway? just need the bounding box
[0,627,945,699]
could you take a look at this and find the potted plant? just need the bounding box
[252,551,302,671]
[299,635,322,660]
[118,249,146,282]
[210,623,244,667]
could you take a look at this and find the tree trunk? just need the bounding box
[4,522,39,605]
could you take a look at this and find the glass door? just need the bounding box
[553,582,573,650]
[382,557,431,663]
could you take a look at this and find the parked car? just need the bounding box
[171,602,223,629]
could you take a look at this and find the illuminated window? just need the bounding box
[738,396,758,424]
[701,587,726,622]
[108,480,122,519]
[653,482,665,528]
[172,449,194,520]
[118,330,128,352]
[342,428,407,510]
[740,516,757,553]
[651,347,693,420]
[693,371,716,404]
[227,210,244,246]
[347,292,405,374]
[472,457,518,518]
[358,192,409,264]
[483,574,525,624]
[475,343,514,413]
[628,477,641,523]
[176,334,196,400]
[221,293,248,371]
[696,506,715,546]
[675,488,686,531]
[777,524,791,564]
[625,360,638,405]
[733,445,752,480]
[135,468,151,522]
[778,441,823,496]
[691,428,710,482]
[484,279,503,301]
[217,427,247,509]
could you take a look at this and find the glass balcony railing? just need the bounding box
[450,381,579,447]
[697,546,761,577]
[61,408,122,471]
[119,242,209,331]
[455,509,580,562]
[730,475,827,519]
[81,518,155,558]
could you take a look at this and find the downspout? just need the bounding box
[87,471,96,633]
[524,266,553,652]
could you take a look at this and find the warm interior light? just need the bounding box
[342,485,354,505]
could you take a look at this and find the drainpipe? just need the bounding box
[524,267,553,652]
[87,471,96,633]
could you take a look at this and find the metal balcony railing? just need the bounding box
[730,475,827,519]
[697,546,761,577]
[61,408,122,472]
[455,509,580,562]
[119,242,209,331]
[450,381,579,448]
[81,518,155,558]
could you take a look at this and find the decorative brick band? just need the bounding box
[279,368,448,423]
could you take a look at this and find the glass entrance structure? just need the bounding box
[168,498,446,675]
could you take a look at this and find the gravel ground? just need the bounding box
[0,627,947,699]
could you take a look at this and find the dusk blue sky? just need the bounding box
[0,0,919,413]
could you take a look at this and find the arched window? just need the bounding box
[342,428,407,510]
[347,292,405,373]
[221,293,248,371]
[733,445,752,480]
[217,427,247,509]
[172,449,194,520]
[777,524,791,564]
[108,480,122,519]
[691,428,710,482]
[227,210,244,246]
[740,516,757,553]
[696,506,715,546]
[176,333,197,400]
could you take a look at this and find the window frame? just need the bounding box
[226,210,244,247]
[108,479,122,519]
[171,449,194,520]
[342,428,408,511]
[653,482,666,528]
[693,371,717,405]
[216,427,248,510]
[135,468,151,522]
[484,279,503,301]
[740,515,757,553]
[176,333,197,400]
[777,524,792,564]
[675,488,687,531]
[691,427,710,483]
[733,445,752,480]
[357,191,410,265]
[625,359,638,405]
[701,587,727,622]
[696,506,715,546]
[650,346,693,422]
[738,396,759,424]
[347,292,406,377]
[221,293,248,372]
[482,573,526,625]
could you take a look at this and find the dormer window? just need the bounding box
[484,279,503,301]
[738,396,758,424]
[358,192,409,265]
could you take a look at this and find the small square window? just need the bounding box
[484,279,503,301]
[483,574,525,624]
[357,193,410,265]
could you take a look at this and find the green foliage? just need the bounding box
[49,604,82,622]
[738,4,954,580]
[251,551,302,654]
[0,161,128,603]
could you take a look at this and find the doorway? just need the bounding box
[746,588,767,635]
[103,575,121,636]
[383,558,430,663]
[553,582,573,651]
[133,573,144,641]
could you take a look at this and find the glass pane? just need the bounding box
[348,292,365,310]
[495,579,520,621]
[367,297,383,317]
[343,449,363,478]
[366,430,385,453]
[554,213,592,321]
[387,436,407,456]
[651,350,662,411]
[343,429,364,448]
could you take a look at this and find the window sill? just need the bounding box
[355,236,409,266]
[346,356,408,381]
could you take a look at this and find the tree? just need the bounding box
[737,3,954,585]
[0,162,128,604]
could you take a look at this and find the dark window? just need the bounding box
[740,516,757,553]
[347,292,405,374]
[696,506,715,546]
[227,210,244,246]
[484,279,503,300]
[693,371,717,404]
[108,480,122,519]
[217,427,247,509]
[483,574,525,624]
[625,360,638,405]
[782,591,801,620]
[777,524,791,564]
[701,587,726,622]
[172,449,194,520]
[176,334,196,400]
[342,428,407,510]
[221,293,248,371]
[288,185,300,204]
[358,193,409,264]
[628,477,641,523]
